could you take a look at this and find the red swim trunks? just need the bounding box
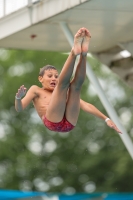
[43,116,75,132]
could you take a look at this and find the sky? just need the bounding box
[0,0,39,18]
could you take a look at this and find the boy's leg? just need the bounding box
[65,54,87,125]
[45,28,86,123]
[65,28,91,125]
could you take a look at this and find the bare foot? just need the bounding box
[73,28,85,55]
[82,28,91,55]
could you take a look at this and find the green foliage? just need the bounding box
[0,49,133,193]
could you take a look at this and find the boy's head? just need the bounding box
[39,65,58,77]
[38,65,59,90]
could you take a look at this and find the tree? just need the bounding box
[0,48,133,193]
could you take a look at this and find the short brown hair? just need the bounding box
[39,65,58,76]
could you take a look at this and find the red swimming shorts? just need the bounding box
[43,116,75,132]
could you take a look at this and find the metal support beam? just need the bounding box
[3,0,6,17]
[28,0,33,24]
[28,0,32,6]
[60,22,133,159]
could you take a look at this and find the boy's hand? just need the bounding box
[106,119,122,134]
[16,85,27,99]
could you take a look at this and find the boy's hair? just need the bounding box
[39,65,58,76]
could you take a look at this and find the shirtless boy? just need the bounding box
[15,27,121,133]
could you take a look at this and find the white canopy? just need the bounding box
[0,0,132,52]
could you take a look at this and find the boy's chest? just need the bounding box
[38,90,52,104]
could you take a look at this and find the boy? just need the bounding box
[15,27,121,133]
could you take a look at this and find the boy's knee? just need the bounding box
[57,81,70,90]
[70,82,82,91]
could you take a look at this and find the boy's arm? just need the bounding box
[15,85,37,112]
[80,99,122,134]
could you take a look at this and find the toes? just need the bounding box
[75,31,82,37]
[84,28,91,38]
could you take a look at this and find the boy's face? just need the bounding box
[38,69,59,90]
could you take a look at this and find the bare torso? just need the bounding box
[32,86,53,119]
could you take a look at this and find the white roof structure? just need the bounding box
[0,0,132,51]
[0,0,133,158]
[0,0,133,86]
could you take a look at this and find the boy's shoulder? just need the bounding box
[27,85,44,99]
[29,85,41,90]
[28,85,42,95]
